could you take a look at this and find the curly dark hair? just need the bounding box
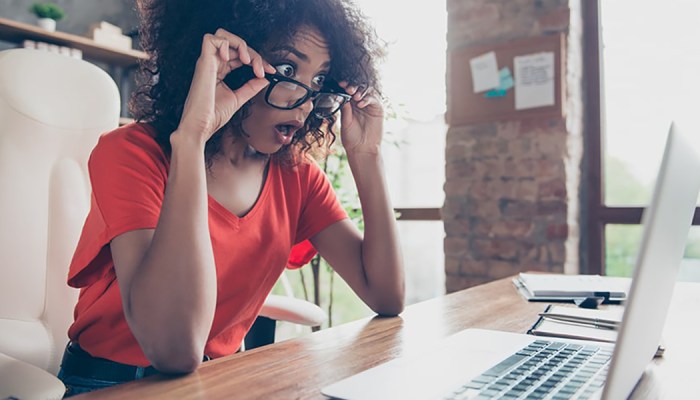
[130,0,384,165]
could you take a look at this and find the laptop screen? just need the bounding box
[603,123,700,399]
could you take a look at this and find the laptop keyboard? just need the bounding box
[444,340,612,400]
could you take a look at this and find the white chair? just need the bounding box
[246,270,326,350]
[0,48,324,398]
[0,48,120,399]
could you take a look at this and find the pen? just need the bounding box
[538,312,620,326]
[537,313,619,330]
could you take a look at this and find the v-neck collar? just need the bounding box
[207,158,274,225]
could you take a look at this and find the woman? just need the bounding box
[58,0,404,395]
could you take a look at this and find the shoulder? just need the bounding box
[90,122,167,171]
[94,122,162,156]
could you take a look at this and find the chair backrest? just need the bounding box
[0,48,120,375]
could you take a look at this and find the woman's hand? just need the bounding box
[338,83,385,155]
[175,29,276,144]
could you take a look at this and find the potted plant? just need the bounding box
[29,3,66,32]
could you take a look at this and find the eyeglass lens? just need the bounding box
[267,81,308,109]
[267,81,345,117]
[313,94,345,117]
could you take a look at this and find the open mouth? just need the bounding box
[275,124,297,136]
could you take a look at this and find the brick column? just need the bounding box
[443,0,584,292]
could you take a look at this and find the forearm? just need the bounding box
[127,133,217,372]
[347,151,405,315]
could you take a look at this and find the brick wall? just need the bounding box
[444,0,584,292]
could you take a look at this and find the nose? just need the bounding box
[298,96,314,116]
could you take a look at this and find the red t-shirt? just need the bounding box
[67,123,347,366]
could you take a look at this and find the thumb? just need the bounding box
[234,78,270,104]
[340,101,353,129]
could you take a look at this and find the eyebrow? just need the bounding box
[270,45,308,61]
[269,45,331,70]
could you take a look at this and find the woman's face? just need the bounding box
[240,25,331,154]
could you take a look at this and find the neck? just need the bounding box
[218,131,268,166]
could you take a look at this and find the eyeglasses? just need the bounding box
[261,73,351,119]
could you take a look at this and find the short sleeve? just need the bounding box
[89,127,168,236]
[294,161,348,244]
[67,125,168,287]
[287,240,317,269]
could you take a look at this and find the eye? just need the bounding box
[312,75,326,89]
[275,64,295,77]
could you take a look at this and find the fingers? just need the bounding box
[214,28,276,76]
[339,81,379,109]
[199,34,230,72]
[213,28,251,65]
[200,30,275,82]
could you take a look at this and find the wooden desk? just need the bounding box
[73,278,700,399]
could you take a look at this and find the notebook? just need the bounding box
[321,123,700,400]
[513,273,630,302]
[528,305,622,343]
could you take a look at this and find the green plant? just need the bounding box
[29,3,66,21]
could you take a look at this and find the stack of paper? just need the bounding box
[22,40,82,59]
[87,21,132,51]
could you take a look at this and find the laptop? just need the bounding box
[322,123,700,400]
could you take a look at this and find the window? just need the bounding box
[584,0,700,277]
[357,0,448,300]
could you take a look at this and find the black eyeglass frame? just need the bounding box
[261,73,352,118]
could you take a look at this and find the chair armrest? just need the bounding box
[0,352,65,400]
[260,295,327,326]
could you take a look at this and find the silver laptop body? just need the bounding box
[322,123,700,400]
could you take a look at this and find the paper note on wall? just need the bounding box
[470,51,499,93]
[485,67,515,98]
[514,52,555,110]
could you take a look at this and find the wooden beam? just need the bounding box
[394,208,442,221]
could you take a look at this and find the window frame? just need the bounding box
[582,0,700,275]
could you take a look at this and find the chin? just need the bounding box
[247,142,283,157]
